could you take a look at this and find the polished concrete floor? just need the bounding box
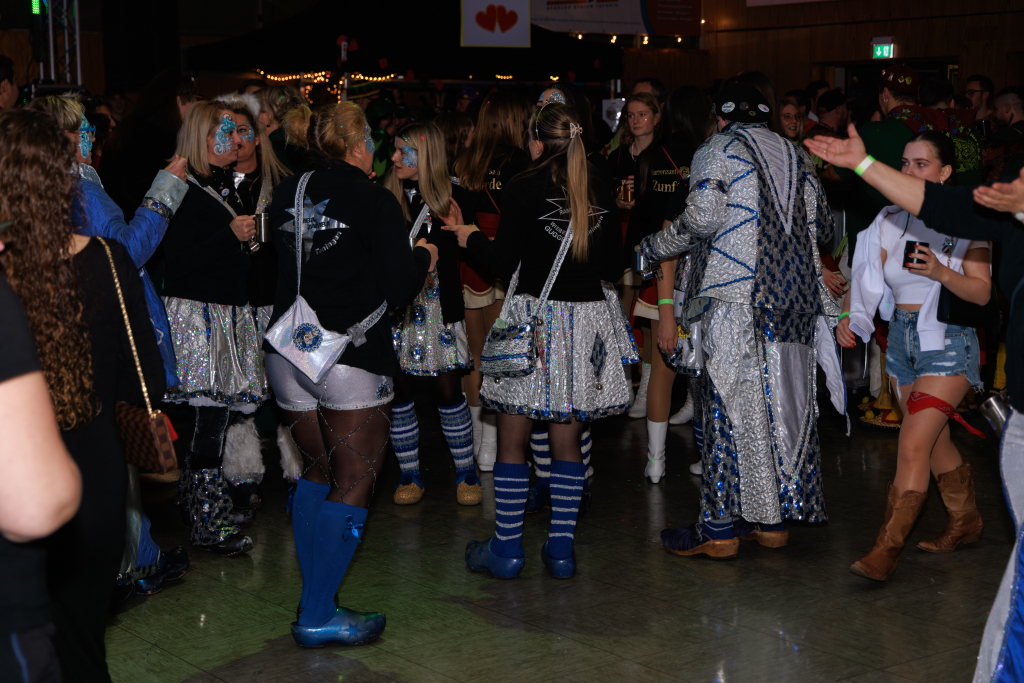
[107,384,1010,683]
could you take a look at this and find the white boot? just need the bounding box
[628,363,651,418]
[669,386,695,425]
[469,404,483,457]
[477,411,497,472]
[644,419,668,483]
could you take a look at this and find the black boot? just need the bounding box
[185,466,254,556]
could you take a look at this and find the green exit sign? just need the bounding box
[873,44,894,59]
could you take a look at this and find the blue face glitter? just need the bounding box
[214,114,236,155]
[363,125,375,154]
[397,137,418,169]
[78,114,95,159]
[238,123,255,143]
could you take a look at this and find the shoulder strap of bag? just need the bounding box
[495,219,574,324]
[408,203,431,242]
[96,237,154,418]
[186,173,238,219]
[661,146,685,180]
[483,185,501,214]
[347,300,389,347]
[293,171,314,289]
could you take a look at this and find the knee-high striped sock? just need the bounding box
[530,423,551,485]
[438,399,475,481]
[548,459,586,559]
[581,426,592,473]
[492,462,529,558]
[390,400,420,476]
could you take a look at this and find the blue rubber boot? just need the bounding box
[291,607,386,648]
[465,537,526,579]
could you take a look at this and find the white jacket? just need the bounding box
[848,205,974,352]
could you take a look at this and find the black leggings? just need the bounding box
[283,404,392,508]
[392,369,464,408]
[496,415,585,465]
[188,406,244,470]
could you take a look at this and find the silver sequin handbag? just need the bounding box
[478,221,574,379]
[265,171,387,384]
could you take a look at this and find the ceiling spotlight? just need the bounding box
[701,18,705,23]
[610,35,617,44]
[642,35,649,45]
[677,36,682,42]
[578,33,583,39]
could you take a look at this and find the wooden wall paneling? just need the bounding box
[622,49,713,92]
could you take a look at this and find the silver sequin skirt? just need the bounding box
[479,283,640,423]
[392,272,472,377]
[163,297,268,408]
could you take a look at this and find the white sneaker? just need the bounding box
[645,420,667,483]
[628,363,652,419]
[689,461,703,476]
[669,387,695,425]
[477,411,497,472]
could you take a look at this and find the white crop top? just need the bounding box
[881,212,988,304]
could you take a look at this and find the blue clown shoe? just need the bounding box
[662,525,738,560]
[541,540,576,579]
[290,607,386,648]
[733,519,789,548]
[525,480,550,514]
[465,537,525,579]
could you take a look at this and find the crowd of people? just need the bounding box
[1,53,1023,683]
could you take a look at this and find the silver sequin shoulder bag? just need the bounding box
[478,221,573,379]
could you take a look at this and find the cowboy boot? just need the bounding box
[917,462,983,553]
[850,484,926,581]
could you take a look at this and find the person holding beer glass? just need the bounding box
[836,130,992,582]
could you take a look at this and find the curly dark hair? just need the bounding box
[0,108,97,430]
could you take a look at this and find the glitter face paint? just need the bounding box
[238,123,255,143]
[397,137,418,169]
[363,125,375,154]
[539,89,566,106]
[78,114,95,160]
[215,114,236,155]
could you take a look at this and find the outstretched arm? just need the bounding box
[805,124,925,216]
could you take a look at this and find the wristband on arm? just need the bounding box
[854,155,875,177]
[657,298,673,306]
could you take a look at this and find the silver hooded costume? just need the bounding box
[639,121,845,525]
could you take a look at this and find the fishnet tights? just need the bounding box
[283,404,392,508]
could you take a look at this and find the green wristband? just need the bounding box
[838,312,850,321]
[657,298,673,306]
[854,155,875,177]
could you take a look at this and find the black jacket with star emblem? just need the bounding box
[266,159,432,377]
[466,165,621,302]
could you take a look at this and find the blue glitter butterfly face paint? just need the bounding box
[397,137,418,169]
[238,124,255,143]
[78,114,95,159]
[214,114,236,155]
[364,125,375,154]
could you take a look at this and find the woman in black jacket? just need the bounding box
[384,122,482,506]
[266,102,436,648]
[162,100,262,557]
[447,103,638,580]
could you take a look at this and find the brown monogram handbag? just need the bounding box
[98,238,179,474]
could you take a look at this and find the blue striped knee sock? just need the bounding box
[390,400,420,476]
[548,459,586,559]
[438,399,475,481]
[530,423,551,486]
[492,462,529,558]
[581,426,592,471]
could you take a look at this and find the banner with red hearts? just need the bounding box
[462,0,530,47]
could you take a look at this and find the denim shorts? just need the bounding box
[885,308,981,390]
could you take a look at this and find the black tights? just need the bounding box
[283,404,392,508]
[496,414,585,465]
[393,369,464,408]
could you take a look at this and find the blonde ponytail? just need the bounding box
[565,132,590,262]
